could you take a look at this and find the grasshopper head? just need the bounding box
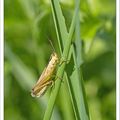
[51,52,59,63]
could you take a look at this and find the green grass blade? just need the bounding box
[65,48,81,120]
[65,0,90,119]
[43,1,80,120]
[70,46,90,120]
[74,3,90,119]
[65,0,90,118]
[50,0,68,52]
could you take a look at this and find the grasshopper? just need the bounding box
[31,52,59,97]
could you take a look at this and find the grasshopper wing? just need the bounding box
[36,67,47,85]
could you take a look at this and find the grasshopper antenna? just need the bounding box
[46,36,56,52]
[49,39,55,52]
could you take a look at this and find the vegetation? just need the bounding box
[5,0,116,120]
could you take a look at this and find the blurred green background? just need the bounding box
[4,0,116,120]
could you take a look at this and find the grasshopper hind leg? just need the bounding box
[31,80,53,97]
[40,80,55,97]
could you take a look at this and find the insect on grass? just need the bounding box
[31,40,59,97]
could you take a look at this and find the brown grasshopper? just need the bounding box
[31,52,59,97]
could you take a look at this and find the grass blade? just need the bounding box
[43,0,79,120]
[65,0,90,119]
[65,0,90,118]
[67,46,90,120]
[50,0,68,52]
